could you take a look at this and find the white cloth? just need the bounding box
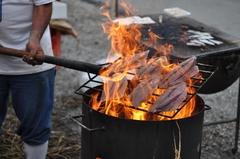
[0,0,55,75]
[24,141,48,159]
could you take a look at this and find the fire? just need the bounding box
[90,2,200,121]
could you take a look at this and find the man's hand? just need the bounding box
[22,31,44,66]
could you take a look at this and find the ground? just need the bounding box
[1,0,240,158]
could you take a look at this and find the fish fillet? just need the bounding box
[129,77,160,108]
[149,82,188,113]
[100,76,128,101]
[159,56,198,88]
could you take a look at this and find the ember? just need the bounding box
[89,2,202,121]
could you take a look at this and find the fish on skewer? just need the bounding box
[159,56,198,88]
[129,77,160,108]
[134,56,167,80]
[104,50,149,76]
[100,75,128,101]
[149,82,188,113]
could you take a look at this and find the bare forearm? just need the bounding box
[23,3,52,65]
[31,3,53,39]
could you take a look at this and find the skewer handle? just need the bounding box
[0,46,103,74]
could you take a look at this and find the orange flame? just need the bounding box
[90,2,200,121]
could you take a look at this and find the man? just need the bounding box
[0,1,55,158]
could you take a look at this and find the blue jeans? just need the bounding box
[0,68,56,145]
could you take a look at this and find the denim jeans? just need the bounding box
[0,68,55,145]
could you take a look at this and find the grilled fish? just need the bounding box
[159,56,198,88]
[149,82,187,113]
[129,77,160,108]
[100,76,128,101]
[104,50,149,76]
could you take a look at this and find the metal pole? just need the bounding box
[110,0,116,19]
[232,78,240,154]
[115,0,118,17]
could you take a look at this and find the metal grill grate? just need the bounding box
[75,60,218,118]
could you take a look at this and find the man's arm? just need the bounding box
[23,3,52,65]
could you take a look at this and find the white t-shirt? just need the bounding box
[0,0,55,75]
